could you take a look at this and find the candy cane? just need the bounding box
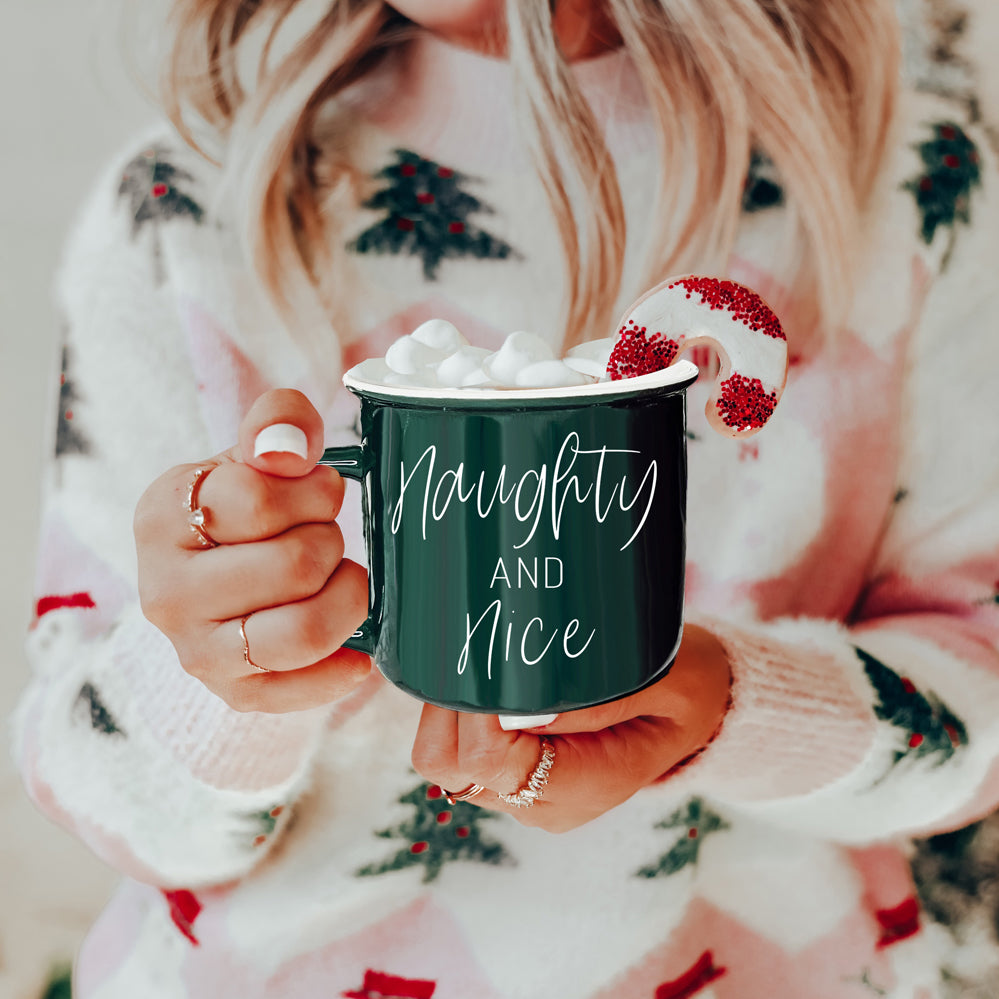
[607,275,789,437]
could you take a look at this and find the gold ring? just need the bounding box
[497,737,555,808]
[443,783,486,805]
[186,467,219,548]
[240,614,271,673]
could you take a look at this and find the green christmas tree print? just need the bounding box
[635,798,729,879]
[856,647,968,780]
[118,145,205,237]
[74,683,125,738]
[56,345,91,458]
[356,781,513,884]
[241,803,287,849]
[350,150,516,280]
[903,120,981,268]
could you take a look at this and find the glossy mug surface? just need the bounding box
[321,360,700,714]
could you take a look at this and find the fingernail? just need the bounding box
[254,423,308,459]
[498,713,558,731]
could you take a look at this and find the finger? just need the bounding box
[527,626,731,740]
[217,558,368,673]
[168,461,345,548]
[411,704,462,783]
[182,521,346,622]
[216,648,374,714]
[411,709,542,806]
[239,389,326,478]
[521,689,650,735]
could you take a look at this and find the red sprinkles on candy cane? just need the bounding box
[717,373,779,431]
[607,320,680,380]
[608,274,789,437]
[673,276,786,340]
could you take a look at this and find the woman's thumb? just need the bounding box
[238,389,325,477]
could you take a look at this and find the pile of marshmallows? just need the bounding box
[348,320,616,390]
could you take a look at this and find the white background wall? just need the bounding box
[0,4,158,996]
[2,3,999,998]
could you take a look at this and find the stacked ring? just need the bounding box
[240,614,272,674]
[498,737,555,808]
[186,467,219,548]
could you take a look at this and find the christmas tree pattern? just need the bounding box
[855,647,968,781]
[741,151,784,214]
[356,781,513,884]
[74,682,125,738]
[635,798,729,879]
[241,803,287,849]
[902,120,981,268]
[118,145,205,237]
[118,145,205,283]
[56,345,91,458]
[349,150,517,280]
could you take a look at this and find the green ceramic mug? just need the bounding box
[319,360,701,714]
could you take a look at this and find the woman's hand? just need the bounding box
[411,624,731,832]
[135,389,371,713]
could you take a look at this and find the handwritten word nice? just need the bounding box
[389,432,659,551]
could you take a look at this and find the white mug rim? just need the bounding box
[342,358,700,403]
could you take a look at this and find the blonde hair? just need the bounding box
[162,0,900,368]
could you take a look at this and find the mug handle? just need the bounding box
[319,444,376,657]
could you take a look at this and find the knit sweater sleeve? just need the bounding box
[671,114,999,842]
[11,134,335,889]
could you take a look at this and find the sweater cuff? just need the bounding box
[670,616,877,802]
[112,605,329,791]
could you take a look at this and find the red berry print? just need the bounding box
[436,811,452,825]
[342,969,437,999]
[876,897,921,948]
[437,166,453,178]
[716,373,778,431]
[162,889,202,946]
[400,163,417,177]
[151,182,168,198]
[35,592,96,619]
[655,951,727,999]
[909,733,924,749]
[448,221,465,234]
[455,826,470,838]
[674,276,785,340]
[426,785,443,800]
[416,192,435,204]
[410,841,429,854]
[944,154,961,168]
[396,217,415,231]
[901,678,916,694]
[606,320,680,380]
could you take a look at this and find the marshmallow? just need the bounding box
[349,357,394,383]
[436,346,492,387]
[514,360,591,388]
[410,318,466,353]
[385,335,447,375]
[483,331,555,385]
[564,338,616,379]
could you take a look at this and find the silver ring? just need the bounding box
[186,467,218,548]
[497,737,555,808]
[240,614,271,673]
